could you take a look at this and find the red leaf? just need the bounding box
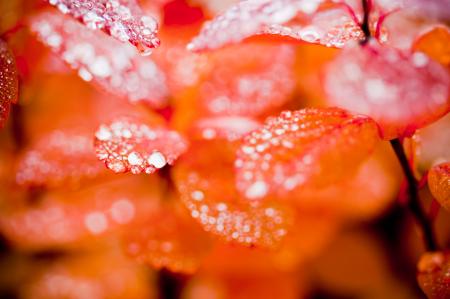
[124,200,212,274]
[23,253,154,299]
[0,176,162,250]
[30,11,168,109]
[0,39,18,129]
[46,0,160,55]
[235,107,380,200]
[94,117,188,174]
[15,128,106,189]
[173,140,293,248]
[417,251,450,299]
[179,43,296,118]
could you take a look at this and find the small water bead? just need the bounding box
[47,0,160,54]
[106,160,127,173]
[147,151,167,169]
[127,151,143,166]
[412,52,429,68]
[110,199,135,224]
[245,181,268,199]
[84,212,109,235]
[94,118,188,175]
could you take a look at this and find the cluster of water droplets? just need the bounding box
[47,0,160,55]
[173,140,292,248]
[0,40,18,128]
[261,7,365,48]
[176,170,290,248]
[31,12,168,108]
[187,0,326,51]
[94,118,188,174]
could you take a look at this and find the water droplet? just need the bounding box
[245,181,268,199]
[147,151,167,169]
[84,212,108,234]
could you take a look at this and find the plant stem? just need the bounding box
[360,0,372,45]
[390,138,438,251]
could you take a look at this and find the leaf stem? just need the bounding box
[360,0,372,45]
[390,138,438,251]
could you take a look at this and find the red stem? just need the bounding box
[360,0,372,45]
[390,138,438,251]
[0,22,25,41]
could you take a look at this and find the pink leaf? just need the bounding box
[324,41,450,140]
[46,0,160,55]
[187,0,365,51]
[31,11,169,109]
[94,117,188,174]
[0,40,18,129]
